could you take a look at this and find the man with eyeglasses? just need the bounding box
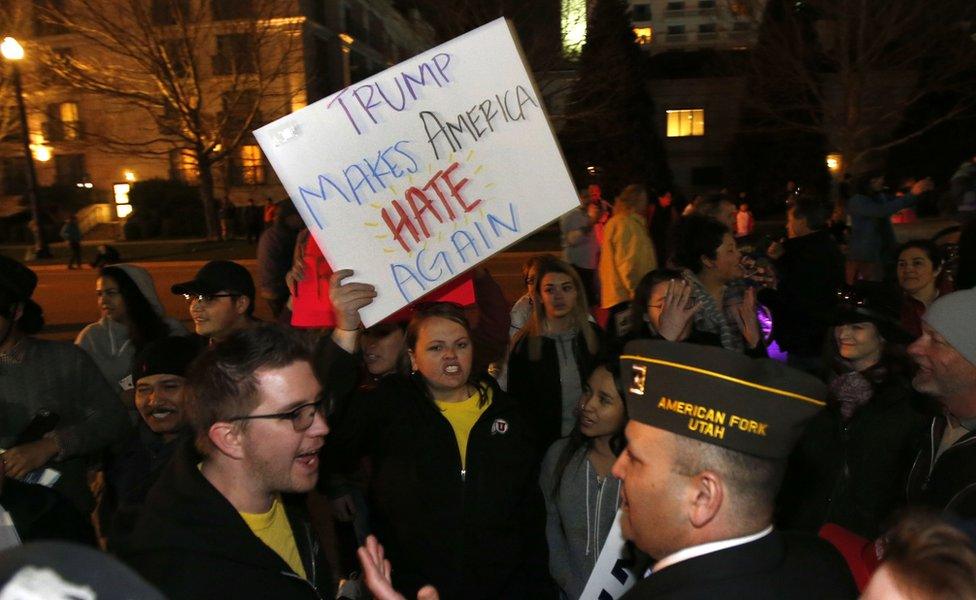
[122,325,334,600]
[171,260,258,344]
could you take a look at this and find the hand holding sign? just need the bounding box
[255,18,578,326]
[329,270,377,331]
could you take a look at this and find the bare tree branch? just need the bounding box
[33,0,304,238]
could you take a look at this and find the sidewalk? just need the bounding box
[1,217,960,267]
[2,223,566,266]
[0,238,261,267]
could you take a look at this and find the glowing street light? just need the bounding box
[1,37,25,60]
[2,37,50,257]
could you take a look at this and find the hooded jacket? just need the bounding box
[322,346,550,600]
[507,323,602,451]
[121,439,333,600]
[906,416,976,519]
[75,264,187,388]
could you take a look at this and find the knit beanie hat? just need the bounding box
[923,288,976,366]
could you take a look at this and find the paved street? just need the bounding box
[32,251,554,341]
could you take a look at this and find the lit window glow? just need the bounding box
[239,145,265,185]
[666,109,705,137]
[32,145,52,162]
[633,27,653,45]
[113,183,131,204]
[116,204,133,218]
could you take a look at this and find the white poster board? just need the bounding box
[580,509,638,599]
[255,18,579,326]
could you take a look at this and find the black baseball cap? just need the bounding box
[171,260,255,300]
[621,340,827,460]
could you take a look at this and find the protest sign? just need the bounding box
[255,18,578,326]
[580,509,638,599]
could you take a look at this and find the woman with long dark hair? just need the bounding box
[778,283,928,538]
[322,283,548,599]
[540,359,627,600]
[75,264,186,391]
[508,257,602,450]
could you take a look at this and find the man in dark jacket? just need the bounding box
[121,325,333,600]
[613,341,857,599]
[101,336,203,550]
[906,288,976,518]
[763,196,845,375]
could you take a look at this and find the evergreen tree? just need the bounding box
[562,0,671,198]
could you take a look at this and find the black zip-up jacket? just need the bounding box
[778,374,927,538]
[906,416,976,518]
[120,439,334,600]
[322,350,551,600]
[506,323,602,451]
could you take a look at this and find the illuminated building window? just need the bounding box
[633,26,653,45]
[561,0,588,56]
[236,144,265,185]
[666,109,705,137]
[170,148,200,184]
[44,101,82,141]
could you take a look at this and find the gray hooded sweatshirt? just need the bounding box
[75,264,187,390]
[540,438,622,600]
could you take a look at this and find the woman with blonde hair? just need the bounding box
[508,256,602,451]
[598,184,657,334]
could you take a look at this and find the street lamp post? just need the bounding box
[2,37,50,258]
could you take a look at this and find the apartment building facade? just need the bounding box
[0,0,434,223]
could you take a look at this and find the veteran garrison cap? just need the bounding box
[621,340,827,459]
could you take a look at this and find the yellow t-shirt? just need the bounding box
[239,495,308,580]
[435,387,491,469]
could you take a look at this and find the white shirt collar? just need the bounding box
[651,525,774,574]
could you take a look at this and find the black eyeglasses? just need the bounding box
[227,400,325,432]
[183,293,240,305]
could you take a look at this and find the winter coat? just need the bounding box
[906,416,976,519]
[121,439,333,600]
[778,370,928,538]
[507,323,602,452]
[847,192,918,263]
[598,212,656,308]
[99,424,181,552]
[321,352,550,600]
[0,337,131,514]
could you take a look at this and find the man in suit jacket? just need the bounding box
[613,341,858,599]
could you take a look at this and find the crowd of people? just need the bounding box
[1,169,976,600]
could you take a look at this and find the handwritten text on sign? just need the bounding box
[255,19,578,326]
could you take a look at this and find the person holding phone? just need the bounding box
[0,256,130,515]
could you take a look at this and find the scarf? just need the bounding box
[683,270,744,352]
